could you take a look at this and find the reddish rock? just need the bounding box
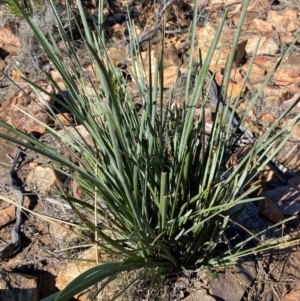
[11,69,24,82]
[231,11,260,30]
[262,86,292,102]
[279,290,300,301]
[273,53,300,86]
[254,55,280,71]
[267,10,298,31]
[20,112,50,135]
[208,258,256,301]
[258,197,284,223]
[59,124,94,146]
[242,62,266,84]
[0,59,5,71]
[251,19,274,32]
[108,23,127,41]
[262,187,300,216]
[275,141,300,173]
[159,65,178,89]
[227,82,247,98]
[0,27,21,48]
[243,32,279,56]
[0,270,38,301]
[107,46,127,64]
[49,223,79,245]
[194,25,247,69]
[291,123,300,142]
[251,84,292,103]
[286,84,300,94]
[263,95,281,106]
[1,43,19,56]
[25,166,62,195]
[279,32,298,45]
[226,144,252,169]
[0,80,55,135]
[260,113,275,126]
[230,67,243,84]
[28,161,40,168]
[71,180,85,199]
[183,289,216,301]
[55,113,74,127]
[56,246,105,301]
[286,21,299,33]
[282,93,300,113]
[0,205,16,227]
[247,0,273,11]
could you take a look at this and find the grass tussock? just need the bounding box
[0,0,300,300]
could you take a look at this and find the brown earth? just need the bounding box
[1,0,300,300]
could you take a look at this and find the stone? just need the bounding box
[231,11,260,30]
[183,288,216,301]
[208,257,256,301]
[11,69,24,82]
[279,290,300,301]
[289,175,300,191]
[55,113,74,127]
[107,46,126,64]
[282,93,300,111]
[275,141,300,173]
[108,23,127,41]
[0,59,5,70]
[286,21,299,33]
[227,82,247,98]
[286,84,300,94]
[25,166,62,195]
[242,62,266,84]
[229,67,244,84]
[71,180,85,199]
[49,222,79,246]
[247,0,273,11]
[0,80,55,135]
[250,84,291,103]
[159,65,178,89]
[267,10,298,31]
[291,123,300,142]
[243,32,279,56]
[251,19,274,32]
[258,197,284,223]
[56,247,101,301]
[262,187,300,216]
[0,270,38,301]
[260,113,275,127]
[163,42,181,67]
[0,27,21,48]
[140,42,181,84]
[253,55,280,71]
[0,205,16,227]
[261,86,292,102]
[194,25,247,69]
[230,200,282,241]
[273,53,300,86]
[263,96,281,106]
[58,124,94,147]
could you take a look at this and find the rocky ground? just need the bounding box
[1,0,300,300]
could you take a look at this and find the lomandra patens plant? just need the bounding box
[1,0,300,300]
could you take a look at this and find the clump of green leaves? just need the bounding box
[1,0,300,300]
[5,0,32,17]
[4,0,42,17]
